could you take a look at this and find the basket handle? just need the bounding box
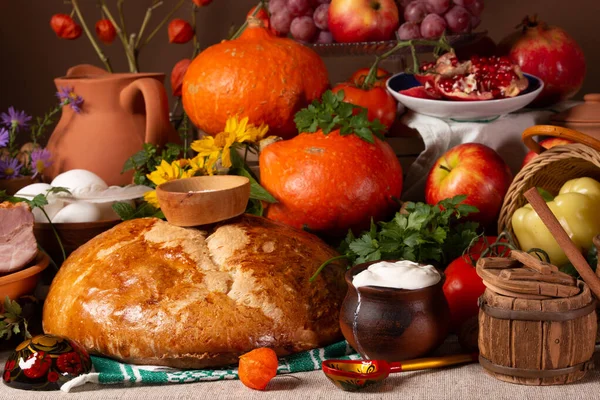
[522,125,600,154]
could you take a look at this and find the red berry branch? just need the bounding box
[50,0,214,73]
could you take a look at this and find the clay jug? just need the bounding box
[46,64,178,186]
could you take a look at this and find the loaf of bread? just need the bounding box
[43,215,346,368]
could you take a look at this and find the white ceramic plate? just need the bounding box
[386,73,544,121]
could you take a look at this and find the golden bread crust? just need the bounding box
[42,215,346,368]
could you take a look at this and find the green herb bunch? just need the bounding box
[0,297,32,341]
[294,90,386,144]
[311,195,480,281]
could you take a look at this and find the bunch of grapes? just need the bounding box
[268,0,334,44]
[396,0,484,41]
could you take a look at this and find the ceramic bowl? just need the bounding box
[34,220,120,264]
[0,253,50,300]
[386,73,544,121]
[339,261,450,361]
[156,175,251,227]
[3,334,92,391]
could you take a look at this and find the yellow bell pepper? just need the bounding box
[512,177,600,266]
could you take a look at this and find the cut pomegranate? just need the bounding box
[400,85,442,100]
[414,52,529,101]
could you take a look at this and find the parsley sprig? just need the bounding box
[310,195,479,281]
[294,90,386,144]
[0,297,32,341]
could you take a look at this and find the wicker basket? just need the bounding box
[498,126,600,241]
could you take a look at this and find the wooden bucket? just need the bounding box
[478,281,597,385]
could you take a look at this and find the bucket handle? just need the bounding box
[522,125,600,154]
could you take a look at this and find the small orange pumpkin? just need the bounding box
[182,19,329,139]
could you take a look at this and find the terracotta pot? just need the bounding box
[45,64,178,186]
[0,176,41,196]
[340,261,450,361]
[0,252,49,300]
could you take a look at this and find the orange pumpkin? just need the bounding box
[182,20,329,139]
[259,130,403,237]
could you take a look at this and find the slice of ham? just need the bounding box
[0,202,38,274]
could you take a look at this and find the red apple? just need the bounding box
[521,138,574,168]
[328,0,400,43]
[425,143,513,226]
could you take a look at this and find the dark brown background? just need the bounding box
[1,0,598,124]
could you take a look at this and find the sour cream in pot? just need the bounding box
[352,260,441,290]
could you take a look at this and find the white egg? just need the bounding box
[51,169,108,192]
[51,202,103,223]
[15,183,53,197]
[15,183,66,223]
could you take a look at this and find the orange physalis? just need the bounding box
[238,348,278,390]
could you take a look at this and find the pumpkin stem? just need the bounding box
[230,0,266,40]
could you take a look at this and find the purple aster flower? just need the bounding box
[0,107,32,131]
[30,148,52,178]
[0,157,22,179]
[57,86,84,113]
[0,128,8,147]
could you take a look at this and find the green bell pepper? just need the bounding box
[512,177,600,266]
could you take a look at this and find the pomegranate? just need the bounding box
[498,16,586,107]
[399,86,441,100]
[410,52,528,101]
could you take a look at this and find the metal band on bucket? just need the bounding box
[479,298,597,322]
[479,355,595,379]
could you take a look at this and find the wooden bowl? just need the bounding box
[34,220,120,264]
[156,176,251,227]
[0,253,50,300]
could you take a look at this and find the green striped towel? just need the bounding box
[60,341,358,392]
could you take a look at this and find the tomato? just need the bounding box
[443,235,508,332]
[349,67,392,88]
[443,254,486,332]
[331,83,397,131]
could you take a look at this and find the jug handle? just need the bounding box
[522,125,600,154]
[120,78,171,146]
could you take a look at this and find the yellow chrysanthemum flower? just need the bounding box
[144,160,195,207]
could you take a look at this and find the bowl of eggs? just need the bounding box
[15,169,151,263]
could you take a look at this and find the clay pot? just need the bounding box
[0,176,41,196]
[46,64,178,186]
[551,94,600,140]
[340,261,450,361]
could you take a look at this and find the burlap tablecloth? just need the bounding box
[1,349,598,399]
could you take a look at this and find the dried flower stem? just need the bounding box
[71,0,113,72]
[139,0,186,50]
[100,0,138,72]
[191,4,200,58]
[136,1,164,48]
[117,0,127,37]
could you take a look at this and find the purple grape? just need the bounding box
[268,0,287,14]
[313,4,330,30]
[404,1,429,23]
[398,0,414,7]
[424,0,450,14]
[398,22,422,40]
[452,0,475,6]
[444,5,471,33]
[290,15,318,42]
[471,14,481,29]
[270,10,294,35]
[420,13,447,38]
[315,30,334,43]
[288,0,312,17]
[466,0,484,16]
[311,0,331,5]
